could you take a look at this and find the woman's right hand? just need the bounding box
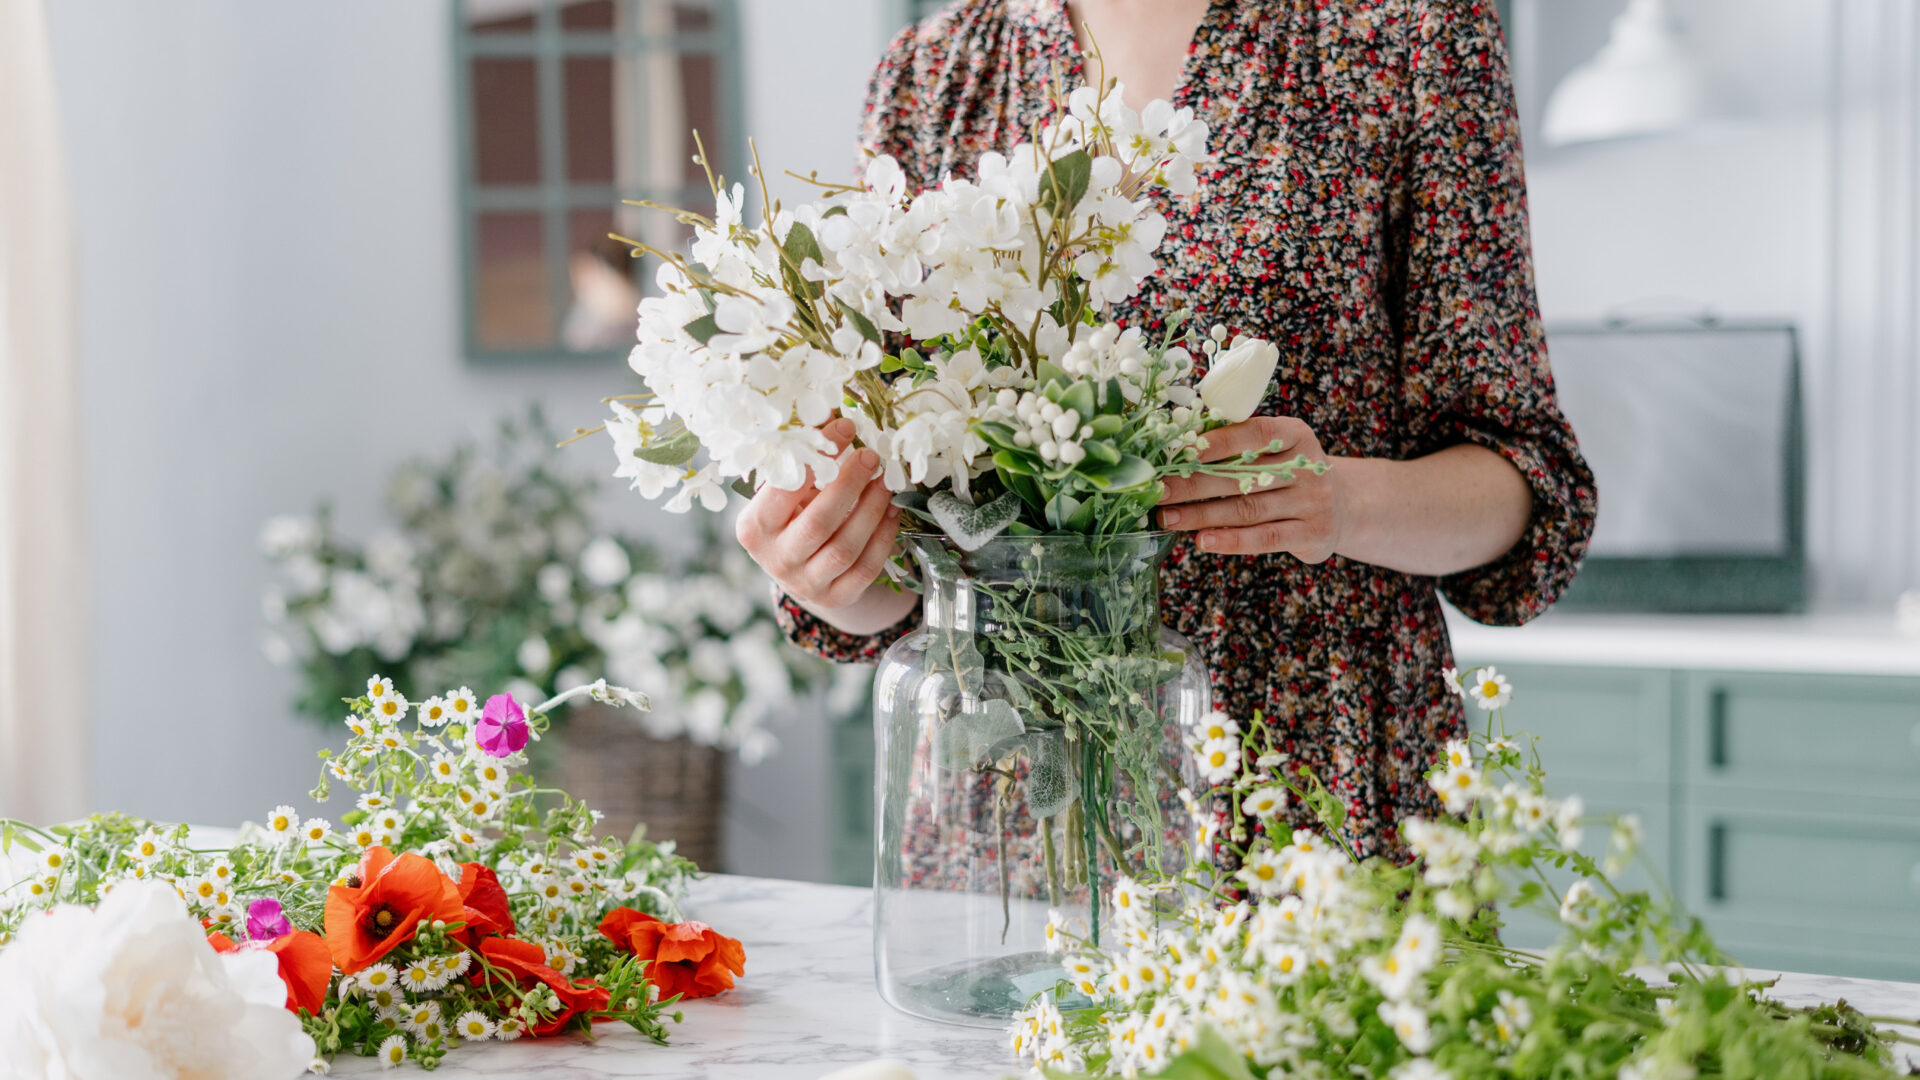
[734,418,917,633]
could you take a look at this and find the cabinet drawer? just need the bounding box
[1682,672,1920,801]
[1677,804,1920,977]
[1449,663,1673,787]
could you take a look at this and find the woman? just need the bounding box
[735,0,1597,860]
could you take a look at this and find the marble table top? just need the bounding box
[326,873,1920,1079]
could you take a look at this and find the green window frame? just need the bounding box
[452,0,744,365]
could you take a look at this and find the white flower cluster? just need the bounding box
[608,80,1215,509]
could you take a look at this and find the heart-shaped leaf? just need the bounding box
[928,490,1024,551]
[1024,733,1077,818]
[932,699,1025,770]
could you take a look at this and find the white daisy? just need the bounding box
[376,1033,407,1069]
[129,829,168,863]
[1440,666,1466,696]
[427,752,461,783]
[1554,795,1587,851]
[417,695,449,727]
[1431,764,1484,814]
[371,690,410,726]
[445,687,480,725]
[455,1010,495,1041]
[357,792,393,813]
[265,805,300,841]
[402,960,450,993]
[357,963,400,994]
[367,675,395,702]
[1379,1000,1433,1053]
[1234,848,1287,897]
[494,1017,525,1041]
[1194,736,1239,784]
[1442,738,1473,770]
[347,825,379,849]
[303,818,334,845]
[400,1003,440,1035]
[1240,786,1286,818]
[1467,666,1513,711]
[1191,709,1239,743]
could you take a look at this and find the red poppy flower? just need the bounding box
[322,846,464,975]
[597,907,745,1001]
[453,862,515,941]
[474,936,610,1036]
[208,928,335,1015]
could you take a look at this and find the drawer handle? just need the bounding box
[1708,689,1730,769]
[1708,823,1727,902]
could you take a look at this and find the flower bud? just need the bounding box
[1197,336,1280,423]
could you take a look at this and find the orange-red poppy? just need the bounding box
[207,929,334,1015]
[597,907,744,1001]
[322,846,464,975]
[474,935,610,1036]
[453,862,515,941]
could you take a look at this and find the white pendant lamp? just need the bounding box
[1542,0,1717,147]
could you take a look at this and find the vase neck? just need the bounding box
[907,533,1170,638]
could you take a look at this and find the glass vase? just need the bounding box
[872,531,1209,1027]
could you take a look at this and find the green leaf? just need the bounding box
[1088,413,1125,438]
[890,490,930,513]
[835,299,882,346]
[729,477,756,499]
[782,220,824,268]
[975,421,1024,454]
[1024,733,1077,818]
[1100,377,1128,414]
[1080,438,1121,466]
[992,449,1036,476]
[683,313,722,345]
[1045,490,1096,531]
[927,490,1025,551]
[879,354,905,373]
[932,699,1025,770]
[1034,359,1071,391]
[1078,453,1155,491]
[1039,149,1094,216]
[1058,380,1097,421]
[899,347,928,371]
[634,429,700,466]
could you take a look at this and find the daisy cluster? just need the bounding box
[605,77,1320,538]
[264,411,826,757]
[0,676,700,1071]
[1012,670,1909,1080]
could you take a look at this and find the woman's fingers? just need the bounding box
[807,478,894,585]
[735,418,859,553]
[1194,519,1318,556]
[1160,486,1305,531]
[821,504,904,609]
[775,448,879,566]
[1195,415,1307,464]
[1160,471,1278,507]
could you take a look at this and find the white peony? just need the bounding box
[0,879,314,1079]
[1197,334,1281,424]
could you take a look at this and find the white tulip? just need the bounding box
[1197,335,1281,424]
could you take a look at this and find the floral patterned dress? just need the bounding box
[776,0,1597,862]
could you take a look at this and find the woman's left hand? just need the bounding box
[1157,415,1346,560]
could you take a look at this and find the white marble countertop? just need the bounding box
[1446,606,1920,677]
[327,873,1920,1079]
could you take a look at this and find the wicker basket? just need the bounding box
[548,704,728,869]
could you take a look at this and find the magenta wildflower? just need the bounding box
[246,897,293,942]
[475,694,530,758]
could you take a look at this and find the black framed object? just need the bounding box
[1545,318,1806,613]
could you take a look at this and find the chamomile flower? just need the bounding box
[402,959,451,992]
[1266,942,1309,982]
[372,809,404,834]
[129,829,168,863]
[1063,953,1102,997]
[467,753,510,790]
[544,940,579,976]
[1240,786,1286,818]
[417,696,449,727]
[1440,666,1466,696]
[1466,666,1512,711]
[357,792,393,813]
[1171,957,1211,1003]
[347,824,379,849]
[1109,876,1151,926]
[1442,738,1473,770]
[1379,1000,1434,1053]
[186,877,219,905]
[1192,709,1239,742]
[455,1011,495,1041]
[1194,736,1239,783]
[344,713,374,740]
[357,962,400,995]
[1554,795,1586,851]
[427,752,460,783]
[1235,848,1287,897]
[264,805,300,841]
[1559,879,1598,928]
[37,846,71,876]
[445,687,480,725]
[376,1033,408,1069]
[1431,763,1483,813]
[371,689,410,725]
[374,725,408,752]
[367,675,395,702]
[1043,908,1072,954]
[494,1017,525,1041]
[1491,989,1532,1046]
[399,1002,439,1033]
[1485,737,1518,757]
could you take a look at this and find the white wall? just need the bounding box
[44,0,890,882]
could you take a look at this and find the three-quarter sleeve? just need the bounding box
[1387,0,1597,626]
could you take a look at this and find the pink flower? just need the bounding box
[474,694,529,757]
[245,898,292,943]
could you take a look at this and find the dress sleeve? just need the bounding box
[772,24,931,664]
[1387,0,1597,626]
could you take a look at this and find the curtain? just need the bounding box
[0,0,87,823]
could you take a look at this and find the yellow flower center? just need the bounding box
[1280,955,1295,972]
[1481,681,1500,697]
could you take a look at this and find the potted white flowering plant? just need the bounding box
[589,70,1324,1023]
[262,410,829,865]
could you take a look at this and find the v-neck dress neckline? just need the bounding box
[1040,0,1226,112]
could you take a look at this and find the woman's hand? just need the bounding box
[1157,416,1346,560]
[734,418,915,632]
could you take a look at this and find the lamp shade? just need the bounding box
[1542,0,1717,146]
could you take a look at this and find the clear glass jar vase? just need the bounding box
[872,531,1210,1027]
